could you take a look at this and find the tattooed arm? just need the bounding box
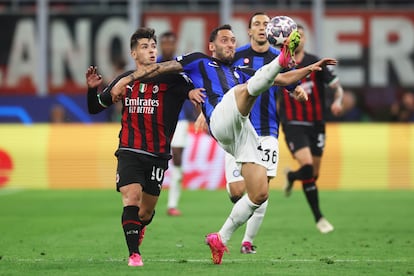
[110,60,183,102]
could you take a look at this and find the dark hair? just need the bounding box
[248,12,268,28]
[159,31,177,41]
[130,27,157,50]
[297,24,304,31]
[209,24,232,42]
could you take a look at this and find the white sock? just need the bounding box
[247,55,283,96]
[243,199,268,243]
[167,166,182,208]
[219,194,260,245]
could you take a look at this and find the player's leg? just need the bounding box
[225,153,258,254]
[246,30,301,97]
[167,120,188,216]
[241,136,278,253]
[207,96,267,263]
[116,150,146,266]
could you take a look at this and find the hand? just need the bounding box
[308,58,338,72]
[194,112,208,134]
[188,88,206,106]
[85,66,103,88]
[292,85,308,102]
[331,100,343,116]
[111,77,129,103]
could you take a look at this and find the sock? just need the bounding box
[247,56,283,96]
[121,205,143,255]
[219,194,260,245]
[243,199,268,243]
[167,166,182,209]
[288,164,313,182]
[302,181,323,222]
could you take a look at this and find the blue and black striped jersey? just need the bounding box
[176,52,252,123]
[232,44,281,138]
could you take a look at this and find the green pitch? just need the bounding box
[0,189,413,276]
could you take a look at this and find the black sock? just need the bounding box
[122,205,143,255]
[288,164,313,182]
[302,181,323,222]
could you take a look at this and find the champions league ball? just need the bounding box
[266,16,298,47]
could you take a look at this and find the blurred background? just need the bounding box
[0,0,413,190]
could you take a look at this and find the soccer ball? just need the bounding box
[266,16,297,47]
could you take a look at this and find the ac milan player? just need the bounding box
[85,27,204,267]
[279,25,344,234]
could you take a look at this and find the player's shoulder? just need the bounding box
[176,52,209,63]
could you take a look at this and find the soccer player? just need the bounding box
[85,27,204,267]
[157,31,193,216]
[226,12,307,254]
[110,24,337,264]
[280,25,344,234]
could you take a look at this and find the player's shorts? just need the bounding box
[171,120,189,148]
[225,135,279,184]
[115,149,169,196]
[209,87,267,168]
[282,122,326,157]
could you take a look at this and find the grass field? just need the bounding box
[0,189,413,275]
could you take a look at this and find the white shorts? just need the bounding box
[210,87,266,168]
[171,120,189,148]
[225,135,279,185]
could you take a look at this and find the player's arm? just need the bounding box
[110,60,184,102]
[329,80,344,116]
[274,57,337,86]
[86,66,110,114]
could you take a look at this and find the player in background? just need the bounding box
[280,25,344,234]
[85,27,204,267]
[157,31,196,216]
[110,24,337,265]
[226,12,306,254]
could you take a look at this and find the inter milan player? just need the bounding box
[226,12,307,254]
[280,25,344,234]
[110,24,337,264]
[85,27,204,267]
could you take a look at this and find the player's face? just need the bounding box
[248,14,270,46]
[210,29,236,63]
[160,37,177,59]
[131,38,158,66]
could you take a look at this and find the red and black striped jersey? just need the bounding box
[105,71,194,159]
[279,53,338,124]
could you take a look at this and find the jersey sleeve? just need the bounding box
[87,70,133,114]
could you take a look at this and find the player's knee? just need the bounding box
[140,210,155,225]
[229,195,242,204]
[302,164,314,179]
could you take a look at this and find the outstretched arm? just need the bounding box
[86,66,108,114]
[274,58,337,86]
[110,60,184,102]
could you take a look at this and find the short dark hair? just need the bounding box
[130,27,157,50]
[297,24,304,31]
[159,31,177,41]
[248,12,267,28]
[209,24,232,42]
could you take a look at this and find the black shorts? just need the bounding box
[115,150,169,196]
[282,123,326,157]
